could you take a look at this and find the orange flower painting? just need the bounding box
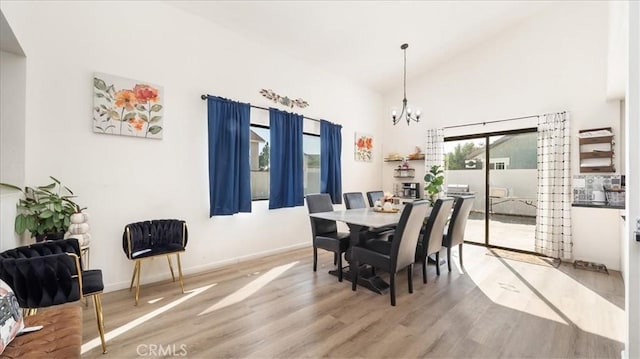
[355,133,373,161]
[93,72,163,139]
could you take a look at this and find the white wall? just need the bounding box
[624,1,640,357]
[381,2,620,266]
[0,1,384,291]
[0,50,26,186]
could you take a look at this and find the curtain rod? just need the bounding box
[443,111,567,130]
[200,94,321,123]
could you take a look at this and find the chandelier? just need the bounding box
[392,43,421,125]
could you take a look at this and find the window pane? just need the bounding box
[250,125,320,200]
[250,126,270,200]
[303,133,320,195]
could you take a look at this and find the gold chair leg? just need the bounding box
[135,260,142,306]
[129,261,139,291]
[167,255,176,282]
[177,252,185,294]
[23,308,38,317]
[92,294,107,354]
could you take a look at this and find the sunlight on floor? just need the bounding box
[147,297,164,304]
[199,261,299,316]
[81,284,216,355]
[466,249,624,342]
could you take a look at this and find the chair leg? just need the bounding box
[422,257,427,284]
[459,243,463,268]
[447,247,452,272]
[92,293,107,353]
[436,252,441,276]
[334,252,338,265]
[352,260,359,291]
[135,260,142,306]
[23,308,38,317]
[313,247,318,272]
[167,255,176,282]
[390,273,396,306]
[177,252,185,294]
[407,265,413,294]
[129,261,138,291]
[337,252,343,282]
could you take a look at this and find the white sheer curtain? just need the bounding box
[425,128,444,170]
[535,112,572,259]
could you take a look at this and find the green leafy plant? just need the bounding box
[424,165,445,205]
[0,176,85,239]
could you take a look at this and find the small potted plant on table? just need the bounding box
[0,176,84,242]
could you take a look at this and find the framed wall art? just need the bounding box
[355,132,373,161]
[93,72,164,139]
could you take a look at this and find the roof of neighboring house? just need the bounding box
[250,130,266,143]
[467,135,513,159]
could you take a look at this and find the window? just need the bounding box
[250,125,270,200]
[489,157,509,170]
[249,124,320,200]
[303,133,320,196]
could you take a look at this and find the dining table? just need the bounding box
[309,206,432,294]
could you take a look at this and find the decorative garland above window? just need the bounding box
[260,89,309,109]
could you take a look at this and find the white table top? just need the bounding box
[310,207,431,229]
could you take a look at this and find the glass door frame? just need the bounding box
[444,127,538,253]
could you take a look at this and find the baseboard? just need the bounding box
[103,242,310,293]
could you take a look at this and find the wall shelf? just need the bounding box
[579,127,614,173]
[384,158,424,162]
[393,168,415,178]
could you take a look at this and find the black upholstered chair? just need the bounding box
[344,192,393,240]
[442,196,475,272]
[0,238,107,353]
[306,193,350,282]
[415,198,454,283]
[123,219,188,305]
[343,192,368,209]
[351,200,429,306]
[366,190,385,207]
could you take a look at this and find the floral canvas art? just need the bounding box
[355,133,373,161]
[93,72,164,139]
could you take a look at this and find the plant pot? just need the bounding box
[35,231,65,243]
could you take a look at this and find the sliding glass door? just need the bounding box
[445,129,537,252]
[487,132,537,251]
[443,138,487,245]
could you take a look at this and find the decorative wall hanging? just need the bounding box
[260,89,309,109]
[354,132,373,162]
[93,72,164,139]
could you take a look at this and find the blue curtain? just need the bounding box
[269,108,304,209]
[320,120,342,204]
[207,96,251,216]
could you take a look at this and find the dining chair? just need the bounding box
[415,198,454,283]
[366,191,385,207]
[0,238,107,353]
[343,192,393,241]
[306,193,351,282]
[351,200,429,306]
[343,192,368,209]
[442,196,475,272]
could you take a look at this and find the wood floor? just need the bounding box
[80,244,624,358]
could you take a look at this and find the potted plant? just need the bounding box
[424,165,445,206]
[0,176,85,242]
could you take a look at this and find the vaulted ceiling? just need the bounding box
[166,1,556,93]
